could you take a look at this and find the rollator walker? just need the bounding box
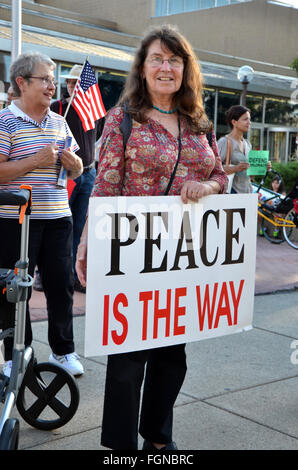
[0,186,79,450]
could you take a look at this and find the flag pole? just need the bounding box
[54,57,88,144]
[56,58,88,188]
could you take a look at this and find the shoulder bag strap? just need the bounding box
[164,115,182,195]
[225,137,232,166]
[119,102,132,151]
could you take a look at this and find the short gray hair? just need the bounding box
[10,51,56,96]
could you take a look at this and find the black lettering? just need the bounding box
[222,208,245,265]
[200,210,219,266]
[141,212,168,273]
[106,213,138,275]
[170,211,198,271]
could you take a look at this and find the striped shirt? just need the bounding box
[0,102,79,219]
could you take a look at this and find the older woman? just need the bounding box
[0,52,84,377]
[76,25,227,450]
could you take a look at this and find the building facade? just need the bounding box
[0,0,297,162]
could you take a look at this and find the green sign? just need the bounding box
[247,150,269,176]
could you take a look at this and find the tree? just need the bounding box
[290,58,298,76]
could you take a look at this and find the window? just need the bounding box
[245,94,263,123]
[265,97,298,127]
[250,128,261,150]
[216,90,241,138]
[0,53,11,85]
[0,53,13,109]
[155,0,252,16]
[203,88,216,122]
[97,70,127,111]
[169,0,184,14]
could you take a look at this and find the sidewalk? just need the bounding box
[8,237,298,449]
[255,236,298,295]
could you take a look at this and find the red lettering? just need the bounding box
[196,283,218,331]
[139,291,153,340]
[173,287,187,336]
[102,295,109,346]
[153,289,171,339]
[111,293,128,345]
[229,280,244,325]
[213,282,232,328]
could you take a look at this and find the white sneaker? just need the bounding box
[2,360,12,378]
[49,352,84,377]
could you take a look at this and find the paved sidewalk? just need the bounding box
[3,235,298,450]
[255,236,298,295]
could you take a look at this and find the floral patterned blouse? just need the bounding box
[92,107,227,198]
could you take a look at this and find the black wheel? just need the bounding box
[16,362,79,431]
[0,418,20,450]
[260,216,284,244]
[283,209,298,249]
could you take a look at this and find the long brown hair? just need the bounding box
[118,25,212,133]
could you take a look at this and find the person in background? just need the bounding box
[50,65,105,293]
[217,105,271,193]
[34,65,105,293]
[6,85,17,106]
[0,52,84,377]
[76,25,227,450]
[271,175,285,195]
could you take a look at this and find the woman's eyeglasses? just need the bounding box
[26,76,57,87]
[146,56,184,68]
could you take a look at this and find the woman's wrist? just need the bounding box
[203,181,218,195]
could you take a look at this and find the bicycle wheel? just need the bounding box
[283,209,298,249]
[260,215,284,244]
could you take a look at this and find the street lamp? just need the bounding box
[237,65,254,107]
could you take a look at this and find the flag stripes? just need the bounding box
[72,61,106,131]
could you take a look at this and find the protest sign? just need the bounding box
[84,194,257,357]
[247,150,269,176]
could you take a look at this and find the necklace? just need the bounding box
[152,105,178,114]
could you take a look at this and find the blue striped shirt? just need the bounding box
[0,102,79,219]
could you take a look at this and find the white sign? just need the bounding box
[84,194,257,357]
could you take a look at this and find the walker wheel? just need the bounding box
[16,362,79,431]
[0,418,20,450]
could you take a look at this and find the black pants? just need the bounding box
[0,217,75,360]
[101,343,187,450]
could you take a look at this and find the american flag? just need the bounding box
[72,61,106,131]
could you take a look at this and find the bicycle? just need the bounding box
[254,171,298,249]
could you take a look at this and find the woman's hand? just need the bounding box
[180,180,218,204]
[61,149,83,176]
[236,162,250,172]
[76,239,88,287]
[35,143,59,168]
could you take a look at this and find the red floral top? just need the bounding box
[92,107,227,198]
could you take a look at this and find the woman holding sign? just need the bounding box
[76,25,227,450]
[217,105,271,194]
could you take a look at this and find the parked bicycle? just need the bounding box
[254,170,298,249]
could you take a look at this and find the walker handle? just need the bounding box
[0,188,31,206]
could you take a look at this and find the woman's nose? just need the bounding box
[160,59,171,71]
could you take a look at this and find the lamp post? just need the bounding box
[237,65,254,107]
